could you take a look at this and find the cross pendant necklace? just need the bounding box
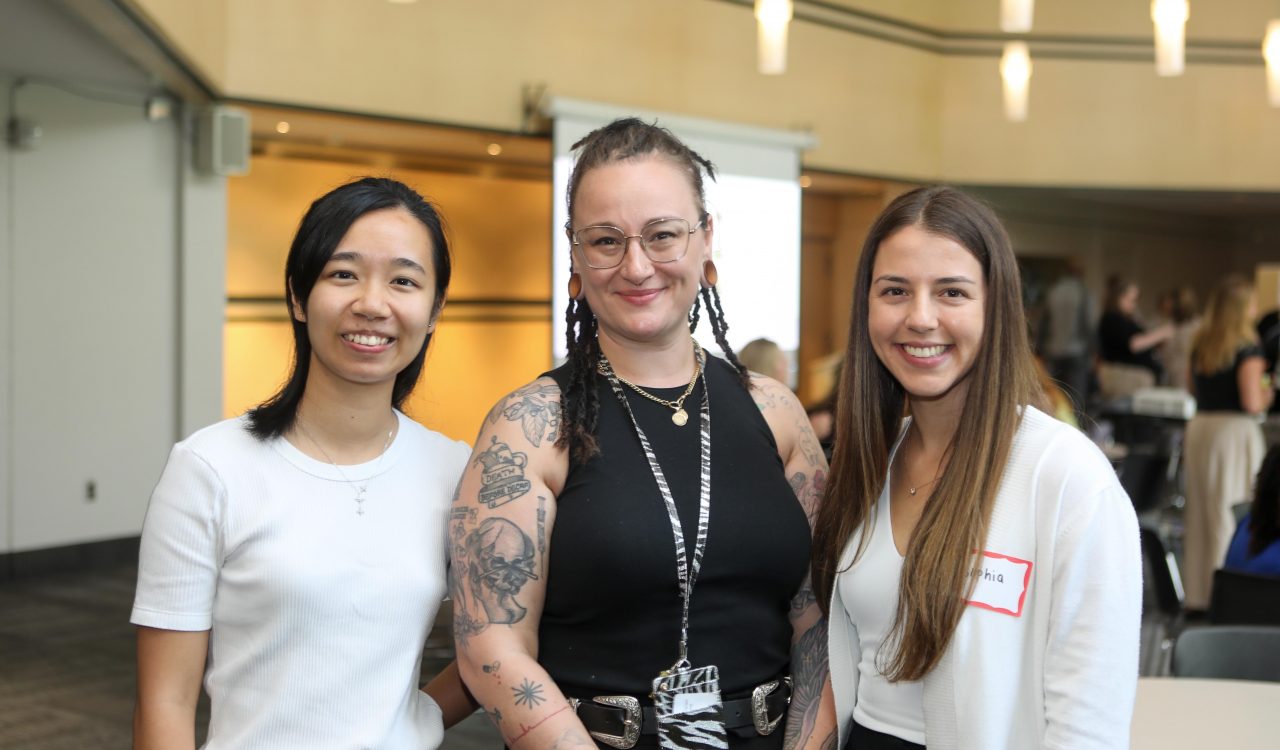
[297,418,394,517]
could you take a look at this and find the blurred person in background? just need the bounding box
[1038,257,1094,418]
[1224,444,1280,577]
[1159,286,1200,391]
[1096,277,1173,399]
[740,337,791,387]
[1183,274,1273,611]
[1258,295,1280,415]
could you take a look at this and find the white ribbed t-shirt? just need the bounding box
[132,412,470,750]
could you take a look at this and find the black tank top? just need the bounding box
[541,355,811,699]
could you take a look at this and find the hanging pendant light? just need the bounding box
[1001,0,1035,33]
[1001,42,1032,122]
[1264,21,1280,107]
[755,0,793,75]
[1151,0,1190,77]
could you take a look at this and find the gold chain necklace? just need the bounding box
[597,341,704,426]
[296,418,395,516]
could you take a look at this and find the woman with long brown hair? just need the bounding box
[805,187,1141,749]
[1182,274,1273,611]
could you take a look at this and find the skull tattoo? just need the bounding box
[466,517,539,624]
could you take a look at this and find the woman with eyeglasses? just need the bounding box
[805,187,1141,749]
[132,178,475,749]
[449,119,829,749]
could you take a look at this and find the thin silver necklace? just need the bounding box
[296,418,395,517]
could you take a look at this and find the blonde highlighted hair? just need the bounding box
[1192,275,1257,375]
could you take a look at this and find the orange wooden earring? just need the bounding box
[701,260,719,288]
[567,273,584,300]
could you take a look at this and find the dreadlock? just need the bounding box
[556,118,750,463]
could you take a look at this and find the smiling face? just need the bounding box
[294,207,438,395]
[571,155,710,350]
[868,224,987,413]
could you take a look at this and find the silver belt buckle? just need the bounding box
[751,676,791,735]
[569,695,641,749]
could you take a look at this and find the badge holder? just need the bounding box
[651,654,728,750]
[603,345,726,749]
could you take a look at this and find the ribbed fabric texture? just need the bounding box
[132,413,470,749]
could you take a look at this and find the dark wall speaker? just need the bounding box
[195,105,250,176]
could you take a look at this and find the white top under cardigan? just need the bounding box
[828,406,1142,750]
[132,412,470,750]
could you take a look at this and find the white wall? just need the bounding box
[0,0,226,554]
[1,77,12,553]
[8,82,178,550]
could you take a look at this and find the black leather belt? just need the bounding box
[570,677,791,749]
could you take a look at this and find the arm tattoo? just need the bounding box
[536,495,547,559]
[465,518,539,625]
[449,507,487,647]
[501,383,562,447]
[509,703,574,746]
[783,618,830,750]
[511,678,547,708]
[475,436,533,508]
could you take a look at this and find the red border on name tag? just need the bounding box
[966,550,1033,617]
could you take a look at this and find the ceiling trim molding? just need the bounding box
[715,0,1264,66]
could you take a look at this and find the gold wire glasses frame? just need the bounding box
[570,216,706,269]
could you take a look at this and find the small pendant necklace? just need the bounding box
[597,341,705,426]
[296,418,395,516]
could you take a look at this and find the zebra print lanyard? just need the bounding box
[599,345,711,673]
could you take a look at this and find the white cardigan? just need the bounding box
[829,407,1142,750]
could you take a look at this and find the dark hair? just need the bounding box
[246,177,452,439]
[810,185,1043,682]
[1171,286,1198,324]
[1104,275,1137,313]
[557,118,749,463]
[1248,445,1280,557]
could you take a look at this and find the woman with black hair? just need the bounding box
[449,119,829,750]
[1225,444,1280,576]
[132,178,474,748]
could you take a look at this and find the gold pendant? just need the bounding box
[671,408,689,426]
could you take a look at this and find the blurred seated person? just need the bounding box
[739,337,790,387]
[1225,444,1280,577]
[1097,276,1173,399]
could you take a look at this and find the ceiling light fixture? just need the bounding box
[1000,0,1034,33]
[755,0,793,75]
[1264,21,1280,106]
[1151,0,1190,77]
[1000,42,1032,122]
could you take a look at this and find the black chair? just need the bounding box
[1171,625,1280,682]
[1140,525,1185,675]
[1209,568,1280,626]
[1116,421,1184,516]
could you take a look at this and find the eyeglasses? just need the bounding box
[570,217,705,270]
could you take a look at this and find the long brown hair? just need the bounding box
[810,186,1042,682]
[1191,275,1257,375]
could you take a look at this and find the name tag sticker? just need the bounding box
[966,551,1033,617]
